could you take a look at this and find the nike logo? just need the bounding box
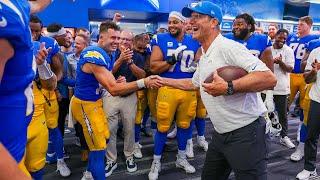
[251,64,258,71]
[0,16,7,27]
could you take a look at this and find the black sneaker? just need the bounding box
[105,160,117,177]
[126,157,137,173]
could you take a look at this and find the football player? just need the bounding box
[29,16,70,176]
[287,16,320,162]
[148,11,201,180]
[0,0,51,176]
[25,41,56,180]
[70,21,161,180]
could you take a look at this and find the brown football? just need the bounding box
[204,66,248,83]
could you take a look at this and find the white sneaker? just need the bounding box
[167,125,177,139]
[148,160,161,180]
[296,169,317,180]
[81,171,93,180]
[280,136,295,149]
[56,160,71,177]
[197,136,208,152]
[291,143,304,162]
[175,155,195,173]
[133,143,143,159]
[186,139,194,158]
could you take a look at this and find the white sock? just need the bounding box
[153,155,161,162]
[187,138,193,144]
[178,150,186,159]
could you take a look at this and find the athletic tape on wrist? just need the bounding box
[37,61,54,80]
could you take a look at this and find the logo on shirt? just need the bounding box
[167,42,173,47]
[0,16,7,27]
[83,51,105,61]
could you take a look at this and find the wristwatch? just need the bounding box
[226,81,234,95]
[127,59,134,66]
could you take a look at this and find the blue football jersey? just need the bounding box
[152,33,200,79]
[74,46,112,101]
[39,35,60,64]
[224,33,271,58]
[0,0,35,162]
[286,34,319,73]
[0,0,35,111]
[306,39,320,53]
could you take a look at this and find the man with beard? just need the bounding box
[271,29,295,148]
[225,13,273,71]
[286,16,320,162]
[158,1,276,179]
[148,11,201,180]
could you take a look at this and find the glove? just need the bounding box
[166,45,187,65]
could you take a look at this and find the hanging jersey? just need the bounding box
[306,39,320,53]
[74,46,112,101]
[0,0,35,114]
[286,33,319,73]
[224,33,271,58]
[152,33,200,79]
[39,36,60,64]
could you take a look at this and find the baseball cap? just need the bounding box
[182,1,223,24]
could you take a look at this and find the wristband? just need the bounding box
[136,79,146,89]
[37,61,54,80]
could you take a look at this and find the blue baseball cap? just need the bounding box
[182,1,223,24]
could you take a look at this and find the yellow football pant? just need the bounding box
[147,88,158,122]
[25,105,48,172]
[157,86,197,132]
[196,90,207,118]
[289,73,306,106]
[302,84,312,125]
[71,97,109,151]
[135,90,148,124]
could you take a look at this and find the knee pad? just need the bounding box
[157,102,171,133]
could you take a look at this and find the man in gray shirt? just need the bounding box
[159,1,277,179]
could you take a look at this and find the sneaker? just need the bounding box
[56,160,71,177]
[280,136,295,149]
[141,127,153,137]
[167,125,177,139]
[186,140,194,158]
[46,152,57,164]
[81,150,89,162]
[197,136,208,152]
[81,171,93,180]
[290,143,304,162]
[133,143,143,159]
[296,169,317,180]
[148,160,161,180]
[175,155,195,173]
[126,156,137,173]
[105,160,117,177]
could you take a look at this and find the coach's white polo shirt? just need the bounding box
[192,33,270,134]
[305,47,320,103]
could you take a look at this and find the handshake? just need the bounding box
[143,75,165,89]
